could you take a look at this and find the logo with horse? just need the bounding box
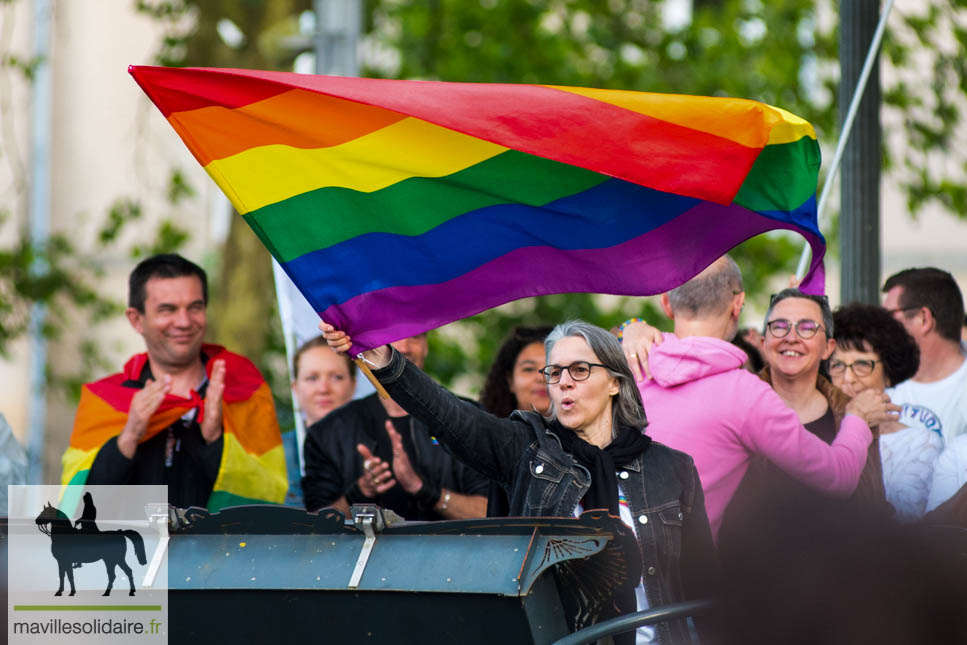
[35,492,147,596]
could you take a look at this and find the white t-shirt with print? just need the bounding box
[886,352,967,446]
[879,426,943,521]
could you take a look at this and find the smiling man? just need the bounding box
[881,267,967,445]
[62,254,287,509]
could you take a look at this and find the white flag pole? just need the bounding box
[271,260,308,474]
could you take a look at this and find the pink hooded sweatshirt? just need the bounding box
[640,334,872,542]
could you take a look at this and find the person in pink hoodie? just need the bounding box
[618,256,899,542]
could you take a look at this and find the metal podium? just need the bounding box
[166,505,641,644]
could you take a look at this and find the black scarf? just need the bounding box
[554,422,651,645]
[554,422,652,515]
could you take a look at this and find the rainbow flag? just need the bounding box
[62,344,288,510]
[130,66,824,353]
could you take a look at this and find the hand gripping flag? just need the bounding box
[131,66,824,353]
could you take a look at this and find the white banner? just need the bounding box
[272,260,374,477]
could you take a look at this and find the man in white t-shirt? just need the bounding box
[882,268,967,446]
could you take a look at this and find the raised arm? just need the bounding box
[321,323,530,484]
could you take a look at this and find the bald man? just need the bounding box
[618,256,893,541]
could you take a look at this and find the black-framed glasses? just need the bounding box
[765,318,825,339]
[828,358,877,377]
[885,305,921,317]
[540,361,609,384]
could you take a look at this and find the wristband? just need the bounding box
[438,489,451,512]
[344,481,375,505]
[413,478,442,510]
[617,317,644,341]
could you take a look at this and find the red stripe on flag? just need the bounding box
[130,65,288,116]
[131,66,762,204]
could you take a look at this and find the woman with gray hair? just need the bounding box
[321,319,714,645]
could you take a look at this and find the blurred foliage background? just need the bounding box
[134,0,831,398]
[3,0,966,403]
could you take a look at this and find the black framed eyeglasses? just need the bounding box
[540,361,609,384]
[828,359,877,377]
[765,318,825,339]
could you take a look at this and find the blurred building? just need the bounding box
[0,0,222,481]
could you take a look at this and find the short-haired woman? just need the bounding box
[752,289,895,509]
[322,319,715,644]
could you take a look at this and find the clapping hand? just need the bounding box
[356,443,396,496]
[118,375,172,458]
[201,359,225,443]
[385,421,424,495]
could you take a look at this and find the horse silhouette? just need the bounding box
[35,499,147,596]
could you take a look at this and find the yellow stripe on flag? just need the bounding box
[204,117,508,214]
[548,86,816,147]
[61,447,98,487]
[213,432,288,504]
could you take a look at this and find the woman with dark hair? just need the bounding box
[480,326,553,417]
[321,319,714,645]
[831,304,920,396]
[830,303,940,521]
[480,326,552,517]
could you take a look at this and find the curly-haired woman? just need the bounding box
[830,303,940,521]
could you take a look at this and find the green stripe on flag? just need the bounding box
[733,136,820,213]
[243,149,608,263]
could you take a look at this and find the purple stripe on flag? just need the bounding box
[321,202,825,353]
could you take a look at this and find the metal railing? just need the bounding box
[552,598,716,645]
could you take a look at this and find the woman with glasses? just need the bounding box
[747,289,896,510]
[618,260,897,544]
[830,303,940,521]
[321,319,715,645]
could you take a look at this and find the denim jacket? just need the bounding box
[374,349,716,644]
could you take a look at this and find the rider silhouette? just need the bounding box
[73,492,100,568]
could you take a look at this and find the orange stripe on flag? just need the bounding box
[222,382,282,456]
[168,89,407,166]
[70,386,185,450]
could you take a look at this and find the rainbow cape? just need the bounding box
[62,344,288,510]
[130,66,824,353]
